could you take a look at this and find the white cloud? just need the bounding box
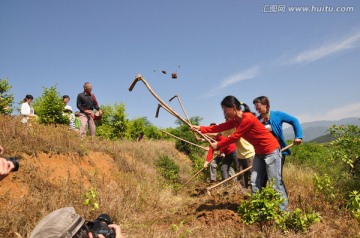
[296,102,360,123]
[288,31,360,64]
[219,66,260,88]
[199,66,260,98]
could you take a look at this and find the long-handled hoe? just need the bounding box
[161,130,222,187]
[156,102,214,143]
[169,94,191,124]
[162,131,208,151]
[168,94,214,142]
[129,74,214,144]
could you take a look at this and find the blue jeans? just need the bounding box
[250,148,288,210]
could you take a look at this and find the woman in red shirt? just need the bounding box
[192,96,288,210]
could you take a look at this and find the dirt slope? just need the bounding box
[0,115,359,237]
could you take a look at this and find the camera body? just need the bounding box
[87,214,115,238]
[6,157,19,172]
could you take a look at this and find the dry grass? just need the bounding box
[0,115,359,238]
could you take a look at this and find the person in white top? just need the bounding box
[20,94,35,123]
[63,95,77,130]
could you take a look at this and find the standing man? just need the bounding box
[76,82,102,137]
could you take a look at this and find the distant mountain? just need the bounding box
[310,134,336,143]
[284,117,360,142]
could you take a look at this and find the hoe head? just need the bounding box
[128,74,143,92]
[155,104,162,118]
[169,95,178,102]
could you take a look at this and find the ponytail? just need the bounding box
[221,95,253,113]
[241,102,251,113]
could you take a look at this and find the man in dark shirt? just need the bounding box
[76,82,102,137]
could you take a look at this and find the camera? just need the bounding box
[86,214,115,238]
[6,157,19,172]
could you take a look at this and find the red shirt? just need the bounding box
[205,135,237,162]
[200,113,280,155]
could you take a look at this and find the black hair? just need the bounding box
[253,96,270,109]
[210,123,216,126]
[23,94,34,102]
[63,95,70,100]
[221,95,251,113]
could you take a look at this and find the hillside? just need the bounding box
[310,134,336,143]
[284,117,360,141]
[0,116,359,237]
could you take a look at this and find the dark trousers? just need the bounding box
[221,151,237,180]
[210,151,237,180]
[237,156,253,188]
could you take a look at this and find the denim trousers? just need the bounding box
[250,148,288,210]
[262,155,288,196]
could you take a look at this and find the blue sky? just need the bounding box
[1,0,360,128]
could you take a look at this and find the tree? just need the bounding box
[329,124,360,189]
[33,85,69,124]
[126,117,151,140]
[96,103,128,139]
[96,104,162,140]
[144,124,162,140]
[0,78,14,114]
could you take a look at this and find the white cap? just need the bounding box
[64,105,73,112]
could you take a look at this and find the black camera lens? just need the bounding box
[87,214,115,238]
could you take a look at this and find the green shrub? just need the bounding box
[239,183,320,235]
[83,188,100,213]
[156,156,180,184]
[238,183,284,232]
[329,124,360,189]
[33,85,69,125]
[329,124,360,168]
[277,208,321,233]
[96,104,162,140]
[169,116,205,158]
[290,142,331,171]
[0,78,14,114]
[144,124,162,140]
[96,103,128,139]
[126,117,149,140]
[126,117,162,140]
[191,153,208,180]
[313,173,336,203]
[347,191,360,221]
